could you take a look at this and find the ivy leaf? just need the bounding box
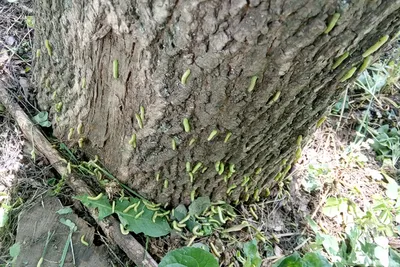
[389,248,400,267]
[306,215,320,233]
[115,198,170,237]
[191,243,209,251]
[159,247,218,267]
[318,232,339,256]
[32,111,48,123]
[56,207,73,215]
[322,197,348,218]
[32,111,51,127]
[173,204,187,221]
[25,16,35,28]
[243,239,262,267]
[273,252,301,267]
[74,194,113,220]
[302,252,332,267]
[9,242,21,263]
[189,197,211,216]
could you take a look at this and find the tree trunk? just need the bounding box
[33,0,400,206]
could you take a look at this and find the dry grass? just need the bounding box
[0,115,23,186]
[0,0,42,263]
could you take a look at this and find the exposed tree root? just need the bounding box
[0,85,158,267]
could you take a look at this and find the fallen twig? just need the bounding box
[0,85,158,267]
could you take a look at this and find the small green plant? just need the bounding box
[305,176,400,266]
[273,251,331,267]
[302,164,329,193]
[51,174,67,195]
[241,239,262,267]
[331,96,349,115]
[369,124,400,166]
[8,242,20,266]
[76,192,237,239]
[25,16,35,28]
[351,61,393,145]
[75,194,171,237]
[305,215,395,267]
[32,111,51,127]
[159,246,218,267]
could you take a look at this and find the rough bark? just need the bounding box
[0,86,158,266]
[33,0,400,206]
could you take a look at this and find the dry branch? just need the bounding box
[0,85,158,267]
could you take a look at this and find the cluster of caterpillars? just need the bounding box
[52,9,394,205]
[324,13,391,82]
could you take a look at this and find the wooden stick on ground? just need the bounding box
[0,85,158,267]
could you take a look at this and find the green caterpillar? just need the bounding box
[55,102,63,112]
[186,162,191,172]
[316,116,326,128]
[226,184,237,195]
[241,176,250,186]
[171,138,176,150]
[135,113,143,129]
[332,52,349,70]
[192,162,202,174]
[183,118,190,132]
[224,132,232,143]
[247,76,258,92]
[362,35,389,58]
[294,147,302,161]
[181,69,191,85]
[358,56,372,73]
[80,235,89,246]
[120,224,130,235]
[129,134,137,148]
[268,91,281,104]
[78,138,84,148]
[218,162,225,175]
[68,128,74,140]
[44,40,52,56]
[135,210,144,219]
[113,60,119,79]
[265,188,270,197]
[77,122,83,135]
[324,13,340,34]
[190,189,196,201]
[296,135,302,146]
[189,138,196,146]
[140,106,145,121]
[340,67,357,82]
[208,129,218,141]
[253,188,260,201]
[87,193,103,200]
[215,161,221,172]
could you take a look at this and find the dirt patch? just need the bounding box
[15,196,111,267]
